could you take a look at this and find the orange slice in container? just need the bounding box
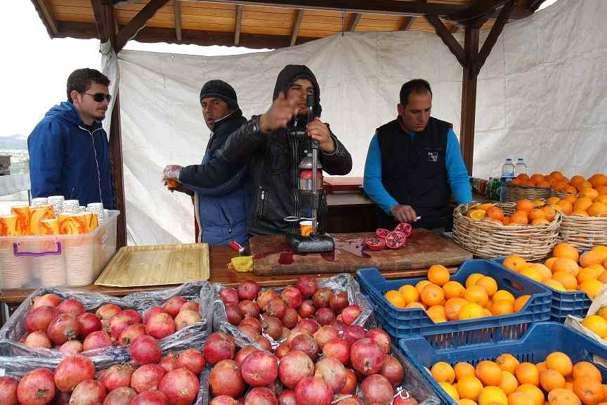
[11,206,31,235]
[0,215,18,236]
[58,214,85,235]
[40,218,60,235]
[30,205,55,235]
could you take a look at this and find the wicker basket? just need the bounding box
[503,183,552,202]
[452,203,562,261]
[559,215,607,250]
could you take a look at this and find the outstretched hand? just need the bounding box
[259,92,298,134]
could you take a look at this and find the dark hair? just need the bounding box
[399,79,432,106]
[66,68,110,103]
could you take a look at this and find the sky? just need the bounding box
[0,0,558,140]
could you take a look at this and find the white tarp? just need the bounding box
[112,0,606,245]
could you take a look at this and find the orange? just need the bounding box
[516,199,535,212]
[540,369,566,391]
[458,302,485,320]
[510,211,530,225]
[577,265,605,283]
[589,174,607,188]
[602,270,607,283]
[398,284,419,304]
[421,284,445,307]
[503,256,527,272]
[439,382,460,400]
[581,188,600,201]
[515,362,539,386]
[491,299,514,316]
[553,243,580,261]
[531,218,550,225]
[581,251,607,267]
[574,197,595,212]
[524,263,553,282]
[443,281,466,299]
[529,208,546,221]
[572,210,590,217]
[508,391,533,405]
[457,400,477,405]
[502,216,512,225]
[486,206,505,221]
[598,307,607,320]
[573,378,604,405]
[547,388,581,405]
[516,384,544,405]
[553,258,580,276]
[405,301,426,309]
[548,196,562,205]
[428,264,450,286]
[552,272,578,290]
[598,185,607,195]
[456,375,484,400]
[385,290,407,308]
[513,295,530,312]
[469,209,487,220]
[416,280,432,294]
[445,297,468,321]
[519,266,543,283]
[557,200,574,215]
[476,360,503,386]
[431,362,456,383]
[544,279,567,292]
[543,206,557,221]
[494,290,516,303]
[476,276,498,297]
[454,361,476,381]
[477,386,508,405]
[546,257,559,270]
[563,194,579,205]
[465,285,490,307]
[572,361,602,383]
[496,353,519,374]
[466,273,486,288]
[580,279,603,299]
[499,370,519,394]
[582,315,607,338]
[536,361,547,374]
[427,305,447,323]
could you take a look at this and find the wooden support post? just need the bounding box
[174,0,182,41]
[460,23,479,175]
[400,16,414,31]
[349,13,362,31]
[234,5,243,45]
[290,9,304,46]
[110,96,127,248]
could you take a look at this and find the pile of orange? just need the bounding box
[430,351,607,405]
[503,243,607,299]
[511,172,607,194]
[467,199,557,226]
[547,193,607,217]
[383,264,530,323]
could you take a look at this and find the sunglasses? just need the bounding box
[85,92,112,103]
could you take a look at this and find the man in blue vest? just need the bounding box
[363,79,472,230]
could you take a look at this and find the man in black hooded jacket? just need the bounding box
[163,65,352,235]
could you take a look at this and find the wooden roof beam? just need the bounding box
[174,0,182,41]
[349,13,362,31]
[32,0,58,36]
[425,13,466,68]
[290,9,304,46]
[234,5,243,45]
[90,0,115,43]
[400,16,414,31]
[457,0,509,22]
[472,0,514,75]
[114,0,170,52]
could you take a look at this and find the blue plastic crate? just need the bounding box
[357,259,551,345]
[494,258,592,322]
[399,322,607,405]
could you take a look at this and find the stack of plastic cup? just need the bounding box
[48,195,65,215]
[62,200,80,214]
[86,202,106,225]
[31,197,48,207]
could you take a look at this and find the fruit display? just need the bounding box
[363,223,413,251]
[503,243,607,298]
[382,264,531,323]
[428,350,606,405]
[466,199,558,226]
[510,171,607,196]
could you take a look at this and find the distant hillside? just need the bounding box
[0,135,27,150]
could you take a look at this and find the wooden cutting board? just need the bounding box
[251,230,472,275]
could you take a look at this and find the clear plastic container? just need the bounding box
[514,158,527,176]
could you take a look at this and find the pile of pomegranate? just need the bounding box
[18,293,201,353]
[211,277,420,404]
[0,342,204,404]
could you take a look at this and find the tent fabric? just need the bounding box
[111,0,606,245]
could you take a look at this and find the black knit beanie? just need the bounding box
[199,80,238,110]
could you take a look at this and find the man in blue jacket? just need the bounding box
[168,80,249,246]
[363,79,472,230]
[28,68,115,209]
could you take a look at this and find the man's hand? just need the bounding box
[307,118,335,153]
[163,164,183,181]
[391,204,418,223]
[259,92,298,134]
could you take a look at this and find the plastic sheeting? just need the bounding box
[111,0,606,244]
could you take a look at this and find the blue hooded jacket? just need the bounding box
[27,102,115,209]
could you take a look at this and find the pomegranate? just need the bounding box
[160,352,180,372]
[220,288,240,305]
[130,390,168,405]
[244,387,277,405]
[255,335,272,351]
[17,368,55,404]
[340,305,361,325]
[289,332,319,360]
[180,301,199,313]
[24,305,57,332]
[298,300,316,318]
[239,316,262,333]
[336,398,364,405]
[77,312,102,336]
[367,328,391,354]
[281,286,303,309]
[95,303,122,320]
[361,374,394,404]
[209,359,245,398]
[239,324,260,340]
[225,303,243,325]
[103,386,137,404]
[298,318,320,334]
[238,281,261,300]
[159,367,200,405]
[312,288,332,308]
[203,332,236,364]
[278,350,314,389]
[329,291,349,312]
[100,364,134,391]
[177,348,205,374]
[211,395,239,405]
[295,276,318,298]
[350,338,385,375]
[129,335,162,365]
[23,331,52,349]
[118,323,146,345]
[143,306,165,325]
[314,357,347,393]
[0,376,18,405]
[32,293,63,308]
[281,307,298,329]
[109,311,138,341]
[175,309,202,330]
[70,379,107,404]
[59,339,83,354]
[278,390,297,405]
[162,296,187,317]
[82,330,112,351]
[344,325,367,345]
[241,351,279,387]
[257,290,280,312]
[340,369,357,394]
[54,391,71,405]
[275,344,291,358]
[265,299,287,319]
[286,327,308,346]
[131,364,166,393]
[393,392,419,405]
[122,309,143,324]
[145,311,176,339]
[294,376,332,405]
[314,308,335,326]
[262,316,283,340]
[235,346,257,366]
[313,325,339,348]
[56,298,85,316]
[323,338,350,365]
[54,355,95,392]
[46,312,81,345]
[381,355,405,386]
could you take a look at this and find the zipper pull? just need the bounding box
[261,190,265,200]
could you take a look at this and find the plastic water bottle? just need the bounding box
[499,159,515,202]
[514,158,527,177]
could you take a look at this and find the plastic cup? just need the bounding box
[300,220,313,237]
